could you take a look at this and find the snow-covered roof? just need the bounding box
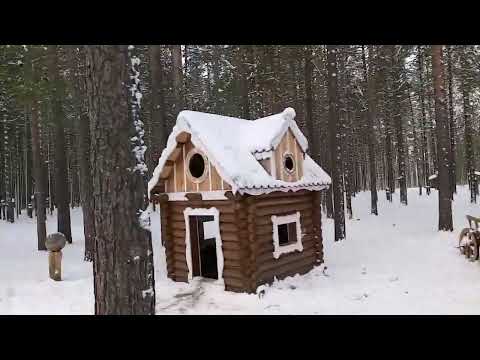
[148,108,331,197]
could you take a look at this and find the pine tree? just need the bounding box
[431,45,453,231]
[85,45,155,315]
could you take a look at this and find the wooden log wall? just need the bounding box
[159,189,324,294]
[247,190,322,288]
[160,197,251,292]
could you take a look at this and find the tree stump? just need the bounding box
[45,233,67,281]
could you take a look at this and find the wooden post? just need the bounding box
[49,251,63,281]
[45,232,67,281]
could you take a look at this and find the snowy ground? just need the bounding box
[1,186,480,315]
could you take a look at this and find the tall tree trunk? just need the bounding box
[304,46,319,163]
[460,47,477,203]
[418,46,431,195]
[446,45,456,197]
[29,60,47,250]
[68,46,96,261]
[390,46,408,205]
[48,45,72,243]
[237,46,251,119]
[86,45,155,315]
[327,45,346,241]
[363,45,378,215]
[149,45,167,171]
[431,45,453,231]
[171,45,184,117]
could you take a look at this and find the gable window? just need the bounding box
[186,149,208,183]
[271,212,303,259]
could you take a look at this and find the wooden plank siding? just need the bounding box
[273,129,304,181]
[165,140,229,193]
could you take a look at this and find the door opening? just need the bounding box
[188,215,218,280]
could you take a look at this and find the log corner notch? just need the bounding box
[175,132,191,144]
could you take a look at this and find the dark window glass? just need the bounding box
[189,153,205,178]
[284,155,294,172]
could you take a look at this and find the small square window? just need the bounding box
[278,223,297,246]
[271,212,303,259]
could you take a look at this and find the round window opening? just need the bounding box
[284,154,295,173]
[189,153,206,179]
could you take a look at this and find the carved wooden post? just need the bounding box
[45,232,67,281]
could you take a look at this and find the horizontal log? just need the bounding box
[219,231,239,242]
[254,194,313,208]
[174,260,188,272]
[170,221,186,231]
[185,193,202,201]
[174,269,188,279]
[257,250,316,275]
[223,268,244,280]
[223,249,243,261]
[219,213,236,223]
[255,202,313,217]
[224,279,245,293]
[224,259,242,269]
[257,262,315,287]
[172,228,186,239]
[256,239,316,263]
[221,241,242,251]
[175,276,189,283]
[254,190,311,199]
[174,253,187,264]
[173,244,186,255]
[221,223,238,232]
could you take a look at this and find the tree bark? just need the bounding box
[390,46,408,205]
[48,45,72,243]
[171,45,184,117]
[418,46,431,195]
[326,45,346,241]
[28,56,47,250]
[363,45,378,215]
[86,45,155,315]
[148,45,167,172]
[304,46,319,163]
[460,46,477,203]
[431,45,453,231]
[446,45,456,197]
[68,46,96,261]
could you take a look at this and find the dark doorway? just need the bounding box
[188,215,218,280]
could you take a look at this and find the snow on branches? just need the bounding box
[128,45,148,175]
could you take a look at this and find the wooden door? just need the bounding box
[188,215,218,279]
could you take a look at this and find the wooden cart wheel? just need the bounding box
[459,228,470,255]
[469,233,480,261]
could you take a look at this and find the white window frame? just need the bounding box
[271,212,303,259]
[185,149,209,184]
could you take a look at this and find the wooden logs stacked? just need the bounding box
[45,232,67,281]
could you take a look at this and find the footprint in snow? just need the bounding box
[389,276,399,282]
[361,267,367,275]
[352,293,369,301]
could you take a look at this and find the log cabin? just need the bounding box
[148,107,331,293]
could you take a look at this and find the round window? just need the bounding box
[283,154,295,173]
[187,151,208,182]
